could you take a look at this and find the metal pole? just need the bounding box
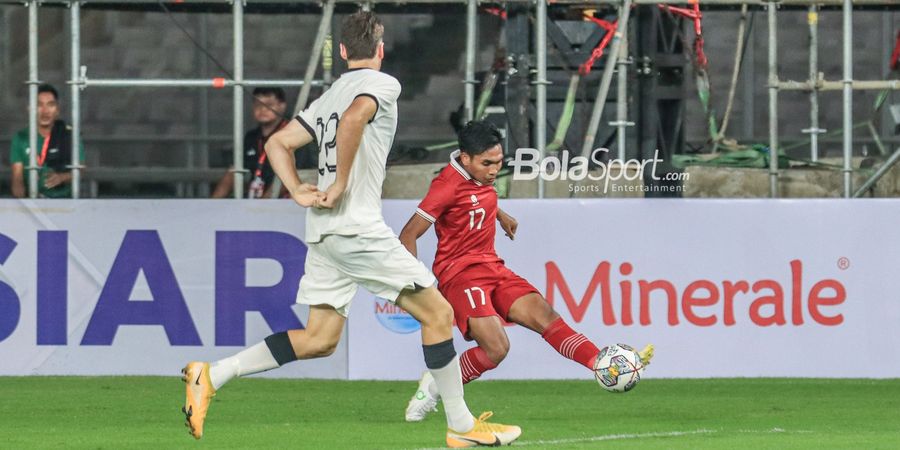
[581,0,632,157]
[535,0,548,198]
[0,9,9,109]
[464,0,477,123]
[198,13,210,198]
[614,34,629,161]
[295,0,335,115]
[776,79,900,91]
[79,79,323,88]
[767,0,778,198]
[233,0,244,199]
[842,0,852,198]
[742,18,754,140]
[323,32,333,87]
[801,5,823,163]
[852,147,900,197]
[27,0,38,198]
[70,0,81,199]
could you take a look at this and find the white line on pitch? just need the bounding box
[413,429,716,450]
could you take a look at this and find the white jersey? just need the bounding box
[296,68,401,243]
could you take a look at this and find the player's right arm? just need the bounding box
[403,176,454,257]
[10,135,26,198]
[10,163,25,198]
[399,214,433,258]
[265,119,319,207]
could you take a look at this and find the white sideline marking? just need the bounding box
[414,427,812,450]
[500,429,717,447]
[414,429,715,450]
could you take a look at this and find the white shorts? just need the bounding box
[296,233,436,317]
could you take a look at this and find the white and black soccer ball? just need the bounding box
[593,344,644,393]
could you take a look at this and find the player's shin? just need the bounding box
[459,346,498,384]
[423,339,475,432]
[208,331,297,389]
[541,317,601,370]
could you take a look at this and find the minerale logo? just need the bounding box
[374,297,421,334]
[545,260,846,327]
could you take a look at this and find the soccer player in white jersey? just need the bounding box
[181,12,521,448]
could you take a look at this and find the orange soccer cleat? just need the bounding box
[181,361,216,439]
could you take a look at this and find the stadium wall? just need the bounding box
[0,199,897,379]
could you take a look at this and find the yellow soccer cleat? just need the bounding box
[638,344,654,367]
[181,361,216,439]
[446,411,521,448]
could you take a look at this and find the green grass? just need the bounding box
[1,377,898,449]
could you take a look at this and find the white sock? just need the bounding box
[208,341,279,390]
[430,356,475,432]
[427,375,440,398]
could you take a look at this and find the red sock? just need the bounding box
[459,346,498,384]
[542,317,600,370]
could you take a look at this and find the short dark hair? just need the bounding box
[38,83,58,101]
[341,12,384,61]
[458,121,503,156]
[252,87,286,103]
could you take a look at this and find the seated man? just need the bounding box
[212,87,293,199]
[9,84,85,198]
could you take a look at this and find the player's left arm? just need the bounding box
[317,96,377,209]
[497,207,518,240]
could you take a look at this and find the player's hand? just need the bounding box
[498,210,518,240]
[44,172,70,189]
[315,182,346,209]
[291,183,321,208]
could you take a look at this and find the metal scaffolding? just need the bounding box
[16,0,328,199]
[4,0,900,200]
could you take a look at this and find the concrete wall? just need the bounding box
[683,158,900,198]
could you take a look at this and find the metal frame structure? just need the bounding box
[635,4,688,197]
[15,0,330,199]
[3,0,900,199]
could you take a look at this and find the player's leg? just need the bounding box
[182,242,355,439]
[206,240,356,389]
[504,290,653,370]
[396,286,474,432]
[397,286,521,447]
[208,305,346,388]
[182,305,345,439]
[331,233,471,430]
[492,263,608,370]
[406,268,504,422]
[404,318,506,419]
[459,315,509,383]
[505,292,602,370]
[339,233,518,446]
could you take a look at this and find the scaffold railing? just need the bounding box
[3,0,900,200]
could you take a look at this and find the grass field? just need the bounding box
[1,377,898,449]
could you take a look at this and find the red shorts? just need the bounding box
[439,262,539,340]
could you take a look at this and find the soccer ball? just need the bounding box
[593,344,644,393]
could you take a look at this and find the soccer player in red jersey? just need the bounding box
[401,121,653,421]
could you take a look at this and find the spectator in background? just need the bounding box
[213,87,294,199]
[9,83,85,198]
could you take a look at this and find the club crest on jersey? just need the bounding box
[470,194,479,206]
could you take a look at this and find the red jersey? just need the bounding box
[416,150,503,283]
